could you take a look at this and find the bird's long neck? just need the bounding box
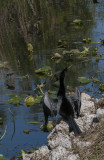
[57,77,65,97]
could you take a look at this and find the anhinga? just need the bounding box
[42,67,82,135]
[42,92,62,126]
[57,68,82,135]
[70,87,81,119]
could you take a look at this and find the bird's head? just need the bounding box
[59,67,68,80]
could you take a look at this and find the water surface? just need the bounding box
[0,0,104,158]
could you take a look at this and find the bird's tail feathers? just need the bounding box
[75,88,81,100]
[68,117,82,135]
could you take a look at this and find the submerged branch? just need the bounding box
[8,108,15,141]
[0,126,7,141]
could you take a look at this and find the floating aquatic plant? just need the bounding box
[78,77,91,84]
[27,43,33,52]
[23,129,30,134]
[40,121,54,132]
[51,53,62,59]
[82,38,92,44]
[35,66,52,74]
[24,95,42,106]
[0,154,6,160]
[80,47,89,56]
[6,95,23,105]
[92,77,99,83]
[57,39,67,48]
[62,49,80,55]
[24,96,35,106]
[99,83,104,91]
[34,95,42,103]
[73,19,83,25]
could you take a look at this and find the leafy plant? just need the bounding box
[35,66,52,74]
[73,19,83,25]
[80,46,89,56]
[6,95,23,105]
[92,77,99,83]
[99,83,104,91]
[27,43,33,52]
[24,96,35,106]
[82,38,92,44]
[40,121,54,132]
[78,77,91,84]
[0,154,6,160]
[51,53,62,59]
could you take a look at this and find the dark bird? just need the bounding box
[42,92,62,127]
[41,68,66,128]
[70,87,81,119]
[57,68,82,135]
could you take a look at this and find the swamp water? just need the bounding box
[0,0,104,159]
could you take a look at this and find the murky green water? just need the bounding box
[0,0,104,159]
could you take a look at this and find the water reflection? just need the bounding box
[0,0,104,158]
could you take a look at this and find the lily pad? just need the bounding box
[35,66,52,74]
[82,38,92,44]
[24,96,35,106]
[57,39,67,48]
[27,43,33,52]
[40,121,54,132]
[92,77,99,83]
[78,77,91,84]
[80,47,89,56]
[63,49,80,55]
[73,19,83,25]
[6,95,23,105]
[0,154,6,160]
[51,53,62,59]
[99,83,104,91]
[34,95,42,103]
[24,129,30,134]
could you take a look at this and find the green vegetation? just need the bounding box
[35,66,52,74]
[99,83,104,91]
[40,121,54,132]
[73,19,83,25]
[82,38,92,43]
[0,154,6,160]
[92,77,99,83]
[80,47,89,56]
[24,96,35,106]
[78,77,91,84]
[6,95,23,105]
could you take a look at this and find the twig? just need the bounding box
[0,126,7,141]
[8,108,15,141]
